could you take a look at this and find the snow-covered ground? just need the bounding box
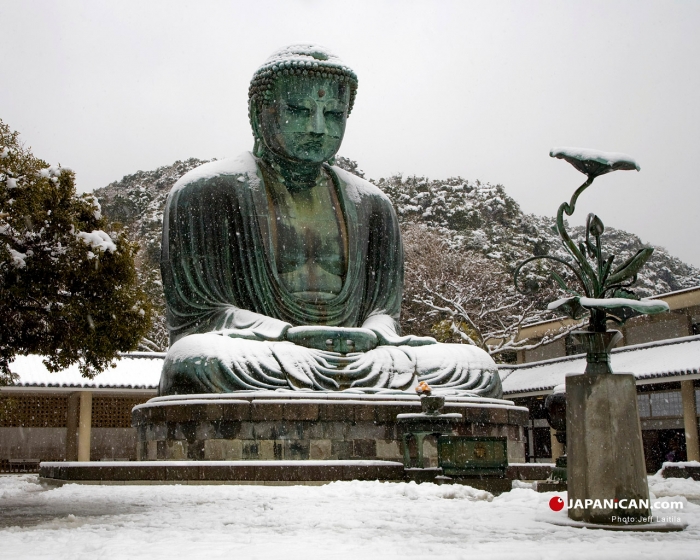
[1,474,699,559]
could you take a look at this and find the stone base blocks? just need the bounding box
[566,372,651,524]
[131,392,528,466]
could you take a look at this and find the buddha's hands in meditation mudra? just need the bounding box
[158,45,502,397]
[287,326,380,354]
[217,315,437,353]
[285,323,437,354]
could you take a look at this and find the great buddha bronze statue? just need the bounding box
[159,44,502,398]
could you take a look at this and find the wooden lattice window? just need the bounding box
[91,396,149,428]
[0,395,68,427]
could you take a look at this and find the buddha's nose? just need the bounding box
[310,107,327,135]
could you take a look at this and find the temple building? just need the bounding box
[501,286,700,471]
[0,354,161,471]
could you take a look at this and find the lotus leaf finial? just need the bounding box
[550,147,640,179]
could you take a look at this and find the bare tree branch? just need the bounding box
[401,223,574,360]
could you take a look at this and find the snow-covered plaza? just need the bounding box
[1,473,699,559]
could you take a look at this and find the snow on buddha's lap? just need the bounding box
[1,475,699,559]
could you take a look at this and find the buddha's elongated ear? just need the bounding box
[249,98,265,157]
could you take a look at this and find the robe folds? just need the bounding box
[159,152,502,398]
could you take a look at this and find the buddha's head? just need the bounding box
[249,45,358,165]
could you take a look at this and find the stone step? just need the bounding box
[38,460,405,484]
[661,463,700,480]
[506,463,555,481]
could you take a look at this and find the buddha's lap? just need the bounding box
[163,332,497,378]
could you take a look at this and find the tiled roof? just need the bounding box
[4,353,164,390]
[499,335,700,396]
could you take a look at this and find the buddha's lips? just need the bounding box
[297,137,324,150]
[292,133,339,149]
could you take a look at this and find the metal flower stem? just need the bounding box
[556,176,597,295]
[555,176,607,332]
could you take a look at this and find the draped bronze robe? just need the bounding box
[162,153,402,342]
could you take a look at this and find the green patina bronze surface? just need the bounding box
[438,436,508,476]
[158,45,502,397]
[257,76,351,302]
[514,147,669,373]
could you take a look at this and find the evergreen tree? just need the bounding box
[0,119,152,384]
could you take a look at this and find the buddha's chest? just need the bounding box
[268,178,348,297]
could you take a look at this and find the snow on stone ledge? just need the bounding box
[41,460,405,468]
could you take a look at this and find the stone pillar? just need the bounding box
[65,392,80,461]
[78,391,92,462]
[681,380,700,462]
[550,428,564,462]
[567,372,650,524]
[527,423,535,462]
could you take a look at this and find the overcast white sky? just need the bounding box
[2,1,699,266]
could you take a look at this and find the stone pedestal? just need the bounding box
[395,411,463,468]
[566,372,650,524]
[131,392,527,465]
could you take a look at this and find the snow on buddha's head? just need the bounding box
[248,44,358,115]
[261,44,348,70]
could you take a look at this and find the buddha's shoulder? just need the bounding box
[329,165,393,205]
[170,152,260,196]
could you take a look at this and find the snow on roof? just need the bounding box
[645,285,700,300]
[500,335,700,396]
[5,353,164,390]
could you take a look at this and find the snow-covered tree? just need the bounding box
[334,156,365,178]
[401,224,583,360]
[94,157,213,352]
[0,119,152,384]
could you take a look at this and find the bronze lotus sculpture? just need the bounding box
[515,148,668,373]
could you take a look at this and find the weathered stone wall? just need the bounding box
[0,427,137,461]
[133,395,528,465]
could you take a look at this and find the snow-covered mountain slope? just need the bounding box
[376,174,700,297]
[93,158,212,351]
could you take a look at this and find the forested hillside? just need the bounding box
[376,174,699,296]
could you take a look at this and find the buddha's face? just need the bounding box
[257,76,350,163]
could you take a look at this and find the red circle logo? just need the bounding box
[549,496,565,511]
